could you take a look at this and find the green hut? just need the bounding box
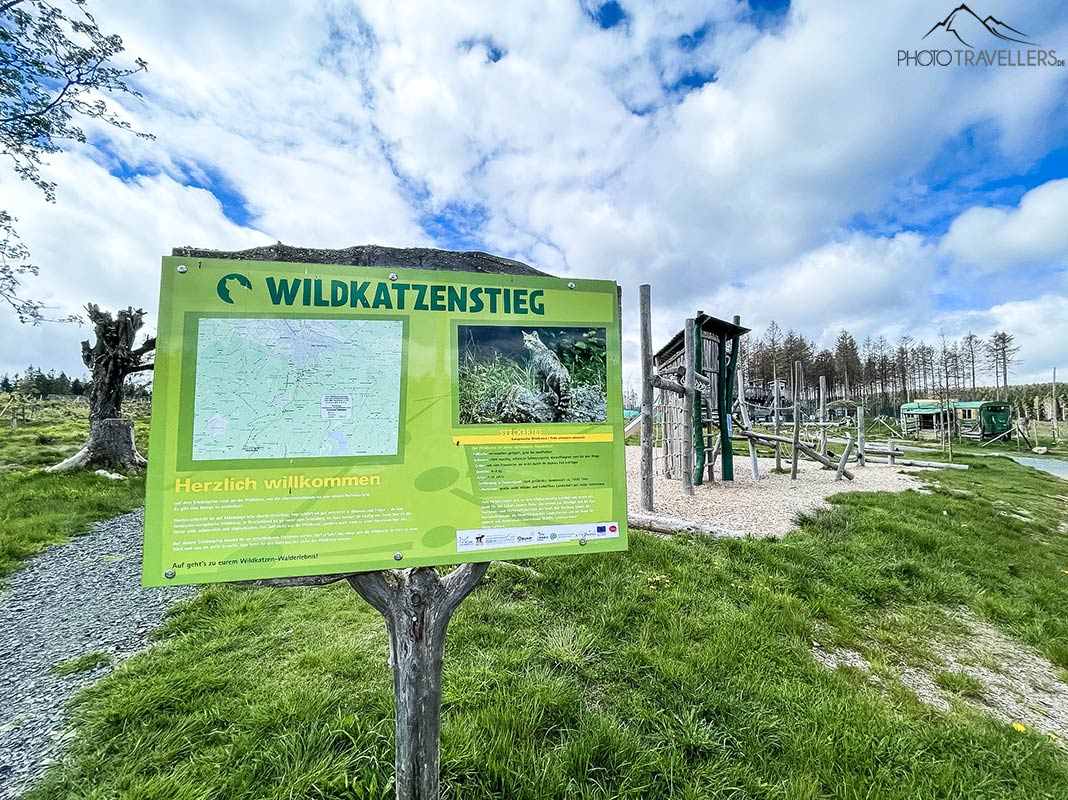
[899,400,952,439]
[951,400,1012,440]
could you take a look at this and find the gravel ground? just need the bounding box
[0,509,194,799]
[626,446,928,538]
[812,612,1068,745]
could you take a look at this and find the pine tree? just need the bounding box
[960,332,982,392]
[833,330,861,399]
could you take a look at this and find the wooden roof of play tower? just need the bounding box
[654,313,750,366]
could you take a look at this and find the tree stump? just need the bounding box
[49,418,146,472]
[48,303,153,472]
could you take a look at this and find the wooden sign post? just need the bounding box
[250,565,486,800]
[350,565,489,798]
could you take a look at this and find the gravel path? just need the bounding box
[626,446,928,538]
[813,612,1068,746]
[0,509,194,799]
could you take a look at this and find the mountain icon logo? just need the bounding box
[216,273,253,304]
[923,4,1036,48]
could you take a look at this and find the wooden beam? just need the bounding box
[865,456,969,470]
[791,360,801,480]
[693,320,705,487]
[836,434,855,481]
[629,512,746,538]
[1053,367,1060,443]
[651,374,686,395]
[719,333,734,481]
[773,366,782,471]
[682,319,696,496]
[818,375,828,457]
[856,406,866,467]
[745,431,855,480]
[640,285,654,512]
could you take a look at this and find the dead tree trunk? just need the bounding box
[48,304,155,472]
[349,565,489,799]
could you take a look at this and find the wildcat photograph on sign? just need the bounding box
[457,325,608,424]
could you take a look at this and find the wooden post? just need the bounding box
[1054,367,1060,443]
[818,375,828,457]
[639,285,654,512]
[692,319,705,486]
[836,434,855,481]
[242,564,490,800]
[857,406,866,467]
[718,333,734,482]
[682,319,696,496]
[737,366,759,480]
[888,438,896,466]
[348,565,488,800]
[773,365,782,471]
[791,360,801,480]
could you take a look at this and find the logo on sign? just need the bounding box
[216,273,253,304]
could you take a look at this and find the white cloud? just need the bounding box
[926,294,1068,384]
[0,152,269,375]
[941,179,1068,271]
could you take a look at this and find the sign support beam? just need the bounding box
[349,565,489,800]
[241,564,488,800]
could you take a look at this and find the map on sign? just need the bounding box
[191,318,403,460]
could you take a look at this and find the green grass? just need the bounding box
[934,671,985,698]
[457,354,540,424]
[52,651,113,676]
[0,408,149,469]
[0,470,147,578]
[0,411,148,577]
[26,457,1068,799]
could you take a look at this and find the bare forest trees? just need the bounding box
[740,321,1031,414]
[985,331,1021,401]
[960,333,983,391]
[833,331,861,398]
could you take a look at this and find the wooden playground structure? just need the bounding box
[633,285,963,521]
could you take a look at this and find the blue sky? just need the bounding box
[1,0,1066,384]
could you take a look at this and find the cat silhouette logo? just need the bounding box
[216,273,253,304]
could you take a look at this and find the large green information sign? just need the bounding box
[143,257,628,586]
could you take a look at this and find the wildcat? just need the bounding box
[522,330,571,420]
